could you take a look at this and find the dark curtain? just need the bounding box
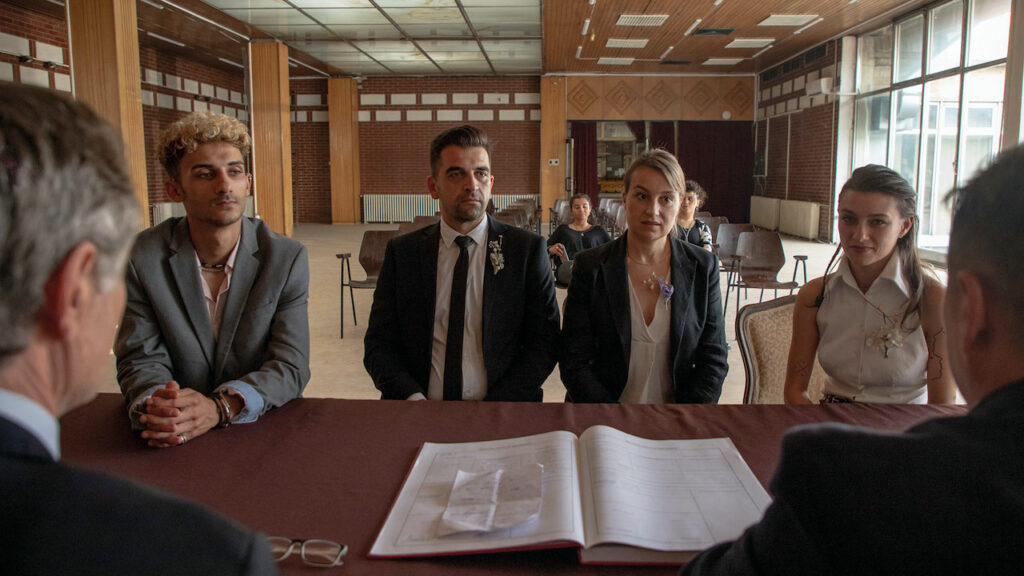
[676,121,755,223]
[626,121,646,145]
[571,121,598,207]
[650,122,675,155]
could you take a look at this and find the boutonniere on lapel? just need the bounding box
[642,272,674,310]
[488,235,504,275]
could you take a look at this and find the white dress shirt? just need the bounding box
[0,388,60,460]
[817,253,928,403]
[425,216,489,400]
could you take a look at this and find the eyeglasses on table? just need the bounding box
[268,537,347,567]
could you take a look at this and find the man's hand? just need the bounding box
[138,381,220,448]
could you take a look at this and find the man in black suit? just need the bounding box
[680,146,1024,575]
[364,125,559,401]
[0,83,276,574]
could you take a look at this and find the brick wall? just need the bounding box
[756,40,841,240]
[0,4,71,91]
[358,76,541,200]
[290,78,331,223]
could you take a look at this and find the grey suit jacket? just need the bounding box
[364,217,560,401]
[115,216,310,413]
[0,416,278,575]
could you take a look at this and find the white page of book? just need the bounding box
[578,426,771,555]
[369,430,586,557]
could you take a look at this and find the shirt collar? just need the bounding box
[193,233,242,273]
[439,214,489,249]
[838,251,910,297]
[0,388,60,460]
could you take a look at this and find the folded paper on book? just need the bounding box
[438,464,544,536]
[369,426,771,565]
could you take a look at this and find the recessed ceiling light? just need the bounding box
[758,14,819,26]
[703,57,744,66]
[793,17,825,34]
[693,28,734,36]
[725,38,774,49]
[597,57,635,65]
[606,38,649,49]
[616,14,669,27]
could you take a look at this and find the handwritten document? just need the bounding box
[438,463,544,536]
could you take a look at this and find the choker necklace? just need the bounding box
[200,263,226,273]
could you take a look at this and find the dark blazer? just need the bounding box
[364,217,560,401]
[680,379,1024,576]
[560,233,727,403]
[0,416,277,575]
[115,216,310,411]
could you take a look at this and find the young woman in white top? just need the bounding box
[785,165,956,404]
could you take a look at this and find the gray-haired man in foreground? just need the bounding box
[0,83,277,574]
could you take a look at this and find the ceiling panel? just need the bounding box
[6,0,937,78]
[222,8,315,26]
[303,8,391,26]
[326,25,404,40]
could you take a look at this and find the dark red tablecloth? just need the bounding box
[60,394,965,575]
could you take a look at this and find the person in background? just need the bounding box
[680,144,1024,576]
[560,149,727,404]
[116,111,311,448]
[676,180,713,251]
[547,193,612,265]
[785,165,955,404]
[364,125,559,401]
[0,83,277,575]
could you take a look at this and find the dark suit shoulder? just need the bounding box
[1,458,271,575]
[671,236,717,269]
[573,235,623,270]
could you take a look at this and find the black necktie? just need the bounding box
[444,236,473,401]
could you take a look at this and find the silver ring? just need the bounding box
[179,433,188,445]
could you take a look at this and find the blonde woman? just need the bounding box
[560,150,727,403]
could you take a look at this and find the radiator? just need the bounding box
[779,199,820,240]
[360,194,539,223]
[362,194,440,223]
[749,196,780,230]
[151,198,254,225]
[491,194,540,211]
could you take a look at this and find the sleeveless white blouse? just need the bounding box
[816,254,928,404]
[620,279,673,404]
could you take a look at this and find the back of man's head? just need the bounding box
[947,145,1024,349]
[0,83,140,367]
[158,110,251,182]
[429,124,491,176]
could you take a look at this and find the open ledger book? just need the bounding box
[369,425,771,565]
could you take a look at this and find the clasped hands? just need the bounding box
[138,381,221,448]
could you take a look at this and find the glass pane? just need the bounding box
[918,75,960,238]
[959,65,1005,185]
[928,1,963,74]
[892,86,922,185]
[853,93,891,167]
[968,0,1011,66]
[858,26,893,92]
[895,15,924,83]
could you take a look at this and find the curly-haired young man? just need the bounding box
[116,111,310,448]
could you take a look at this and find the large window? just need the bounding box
[852,0,1011,250]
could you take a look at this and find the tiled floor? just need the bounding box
[101,223,843,404]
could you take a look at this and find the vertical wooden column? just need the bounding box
[1001,0,1024,148]
[540,76,568,225]
[328,78,361,223]
[248,41,293,237]
[66,0,149,228]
